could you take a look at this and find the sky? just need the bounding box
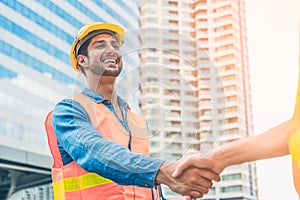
[245,0,299,199]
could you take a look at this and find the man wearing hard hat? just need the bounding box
[45,22,220,200]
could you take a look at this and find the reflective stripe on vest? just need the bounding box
[53,173,113,193]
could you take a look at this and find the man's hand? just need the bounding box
[172,152,225,179]
[168,152,225,200]
[155,160,220,198]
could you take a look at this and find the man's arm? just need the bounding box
[52,99,163,187]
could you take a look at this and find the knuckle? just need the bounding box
[180,185,188,193]
[190,176,197,183]
[202,187,209,194]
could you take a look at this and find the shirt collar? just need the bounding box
[81,87,129,109]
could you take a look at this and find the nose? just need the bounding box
[106,43,114,51]
[106,45,120,59]
[106,43,118,53]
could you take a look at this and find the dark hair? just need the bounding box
[77,36,93,76]
[77,37,91,57]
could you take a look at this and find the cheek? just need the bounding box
[117,52,122,62]
[89,51,101,62]
[119,58,123,67]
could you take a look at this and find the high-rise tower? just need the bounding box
[140,0,258,199]
[194,0,257,199]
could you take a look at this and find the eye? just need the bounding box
[111,42,120,50]
[95,43,105,48]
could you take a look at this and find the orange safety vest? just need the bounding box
[45,94,160,200]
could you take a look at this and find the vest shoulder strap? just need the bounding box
[70,94,99,128]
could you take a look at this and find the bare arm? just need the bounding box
[173,120,290,177]
[212,120,290,168]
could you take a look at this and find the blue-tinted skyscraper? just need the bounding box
[0,1,140,199]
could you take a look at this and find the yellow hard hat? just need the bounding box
[70,22,125,72]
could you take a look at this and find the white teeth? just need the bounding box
[103,58,117,64]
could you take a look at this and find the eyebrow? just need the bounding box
[91,39,118,46]
[91,40,105,45]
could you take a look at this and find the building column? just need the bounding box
[6,170,23,199]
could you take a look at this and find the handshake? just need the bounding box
[155,150,227,200]
[155,119,294,199]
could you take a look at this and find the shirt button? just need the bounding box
[144,184,148,187]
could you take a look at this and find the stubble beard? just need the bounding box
[89,61,123,77]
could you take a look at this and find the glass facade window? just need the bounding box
[0,41,75,84]
[35,0,82,29]
[221,185,243,193]
[0,65,17,79]
[222,173,242,181]
[2,0,73,43]
[0,15,69,64]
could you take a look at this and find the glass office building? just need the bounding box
[0,1,140,199]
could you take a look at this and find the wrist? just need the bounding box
[209,148,227,172]
[155,161,173,185]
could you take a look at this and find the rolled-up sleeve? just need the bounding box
[52,99,164,188]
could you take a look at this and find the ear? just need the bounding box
[77,55,88,68]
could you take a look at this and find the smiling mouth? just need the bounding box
[103,57,118,65]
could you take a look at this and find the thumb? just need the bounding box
[172,168,181,178]
[172,157,195,177]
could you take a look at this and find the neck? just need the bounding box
[87,75,117,100]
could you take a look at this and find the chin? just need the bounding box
[102,70,122,77]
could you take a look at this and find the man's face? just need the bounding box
[86,33,123,76]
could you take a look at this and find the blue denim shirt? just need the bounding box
[52,88,164,188]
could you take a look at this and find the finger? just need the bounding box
[184,177,211,194]
[189,191,204,199]
[187,171,213,189]
[185,195,197,200]
[194,176,213,189]
[207,171,220,182]
[176,179,209,197]
[197,186,209,195]
[194,168,220,182]
[185,195,192,200]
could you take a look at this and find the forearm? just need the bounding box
[211,120,290,168]
[79,138,163,187]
